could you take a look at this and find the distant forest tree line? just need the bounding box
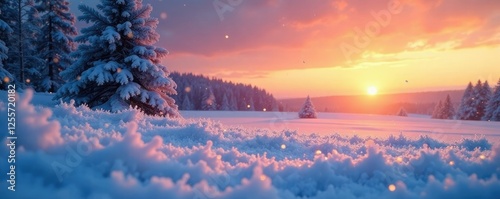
[430,79,500,121]
[277,91,463,115]
[170,72,279,111]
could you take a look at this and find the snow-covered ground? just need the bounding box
[1,90,500,198]
[182,111,500,142]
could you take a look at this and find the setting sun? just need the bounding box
[367,86,378,95]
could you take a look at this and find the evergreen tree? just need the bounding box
[456,82,476,120]
[396,107,408,117]
[0,7,14,89]
[55,0,179,117]
[299,95,317,118]
[483,79,500,121]
[229,92,238,110]
[34,0,77,92]
[3,0,19,83]
[201,87,217,110]
[472,80,491,120]
[440,94,455,119]
[246,96,255,111]
[243,88,255,111]
[181,94,194,110]
[220,93,231,111]
[253,86,264,111]
[238,92,247,110]
[4,0,43,87]
[432,100,443,119]
[469,80,484,120]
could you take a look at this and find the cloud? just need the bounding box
[70,0,500,77]
[154,0,342,55]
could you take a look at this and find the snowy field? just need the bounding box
[182,111,500,142]
[1,90,500,198]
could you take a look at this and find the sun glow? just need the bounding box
[367,86,378,95]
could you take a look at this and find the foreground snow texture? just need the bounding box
[1,91,500,199]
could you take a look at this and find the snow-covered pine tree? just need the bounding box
[201,87,217,110]
[181,94,194,110]
[396,107,408,117]
[431,100,443,119]
[34,0,77,92]
[244,88,255,111]
[4,0,43,87]
[55,0,179,117]
[0,10,14,89]
[23,0,44,86]
[299,95,317,118]
[246,96,255,111]
[469,80,490,120]
[473,80,491,120]
[229,92,238,110]
[1,0,17,85]
[456,82,476,120]
[440,94,455,119]
[220,93,231,111]
[253,86,264,111]
[469,80,483,120]
[483,79,500,121]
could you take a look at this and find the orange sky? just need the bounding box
[75,0,500,98]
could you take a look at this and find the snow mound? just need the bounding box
[1,92,500,199]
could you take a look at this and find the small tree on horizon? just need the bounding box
[299,95,317,119]
[396,107,408,117]
[181,94,194,110]
[432,100,443,119]
[440,94,455,119]
[201,87,217,110]
[433,95,456,119]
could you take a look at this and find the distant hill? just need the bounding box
[279,90,465,115]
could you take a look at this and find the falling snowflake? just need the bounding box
[160,12,167,19]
